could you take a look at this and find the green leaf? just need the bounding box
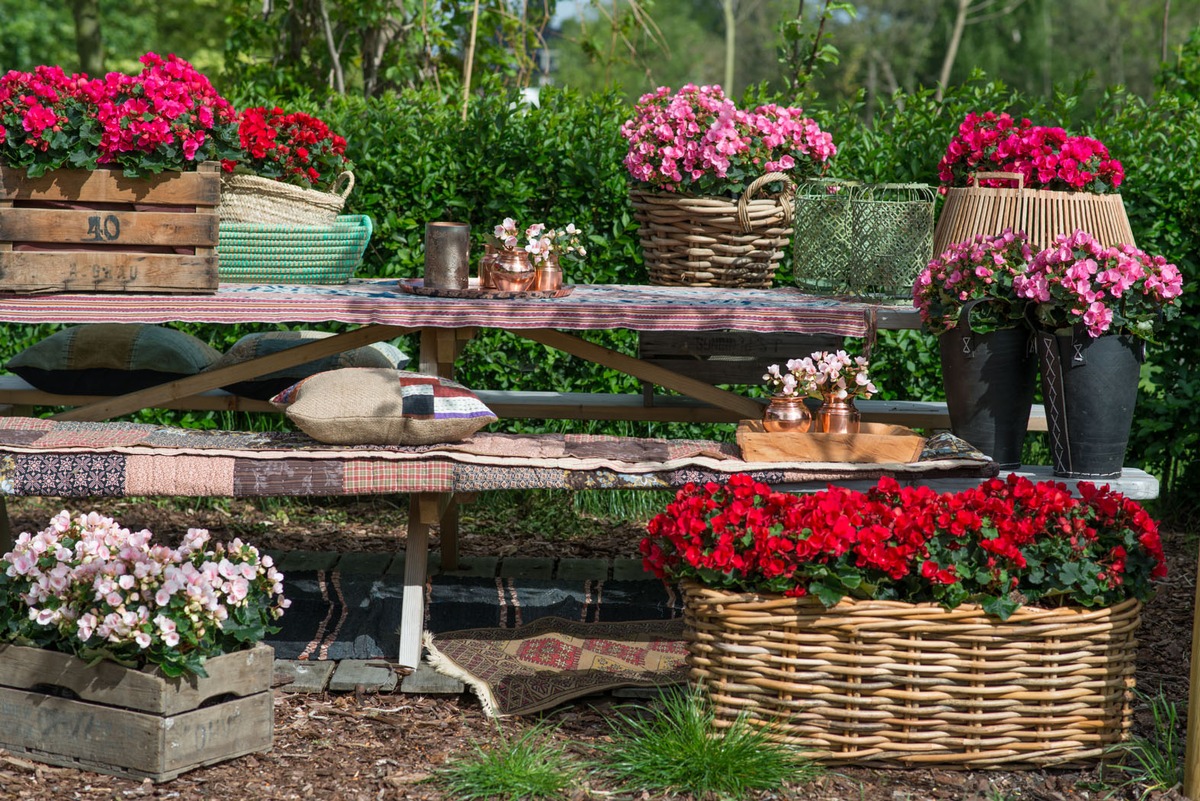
[980,596,1020,621]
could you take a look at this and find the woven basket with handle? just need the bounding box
[682,580,1140,768]
[932,171,1135,257]
[630,172,795,288]
[218,171,355,226]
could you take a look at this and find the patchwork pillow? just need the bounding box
[5,324,221,395]
[207,331,410,401]
[271,368,497,446]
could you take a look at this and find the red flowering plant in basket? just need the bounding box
[0,53,239,177]
[620,83,836,197]
[224,106,351,191]
[641,473,1165,619]
[936,111,1124,194]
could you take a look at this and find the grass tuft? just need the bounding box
[436,721,577,800]
[1106,688,1184,800]
[593,687,821,799]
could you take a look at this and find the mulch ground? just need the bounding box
[0,495,1192,800]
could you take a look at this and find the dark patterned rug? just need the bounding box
[425,617,689,716]
[266,571,685,662]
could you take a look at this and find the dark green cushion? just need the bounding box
[6,324,221,395]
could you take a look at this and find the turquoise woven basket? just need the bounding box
[218,214,372,284]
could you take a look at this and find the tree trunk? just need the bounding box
[724,0,736,95]
[936,0,971,102]
[70,0,104,75]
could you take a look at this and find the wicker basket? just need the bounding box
[932,171,1135,258]
[682,581,1140,768]
[218,171,355,226]
[217,214,372,284]
[792,180,935,300]
[630,172,795,288]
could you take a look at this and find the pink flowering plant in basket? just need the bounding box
[0,510,290,678]
[0,53,239,177]
[1014,229,1184,340]
[913,229,1034,335]
[641,473,1166,619]
[620,83,836,196]
[936,111,1124,194]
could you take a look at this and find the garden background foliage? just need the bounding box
[3,30,1199,518]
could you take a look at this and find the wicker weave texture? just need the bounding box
[218,172,354,226]
[682,581,1139,768]
[217,214,371,284]
[792,181,935,299]
[630,173,794,288]
[932,174,1135,258]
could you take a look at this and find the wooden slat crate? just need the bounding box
[0,642,274,781]
[0,162,220,294]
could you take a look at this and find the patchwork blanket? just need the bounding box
[0,417,996,498]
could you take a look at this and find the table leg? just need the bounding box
[521,328,764,420]
[398,492,453,669]
[53,324,412,422]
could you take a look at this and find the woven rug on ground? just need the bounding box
[425,616,688,716]
[266,572,684,661]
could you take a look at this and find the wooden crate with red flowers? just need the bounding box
[0,55,237,294]
[641,473,1166,768]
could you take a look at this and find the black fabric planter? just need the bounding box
[939,324,1036,469]
[1036,329,1143,479]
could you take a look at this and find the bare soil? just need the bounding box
[0,495,1192,801]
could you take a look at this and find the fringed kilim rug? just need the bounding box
[425,617,689,716]
[267,572,685,661]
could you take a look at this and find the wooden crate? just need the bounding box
[0,642,274,782]
[0,163,220,294]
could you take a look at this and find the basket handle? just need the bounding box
[738,172,795,232]
[332,171,355,199]
[969,171,1025,190]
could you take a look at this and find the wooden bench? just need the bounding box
[0,373,1049,431]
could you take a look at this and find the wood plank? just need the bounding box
[521,328,764,420]
[1187,545,1200,799]
[51,324,412,421]
[0,207,218,247]
[638,330,843,359]
[0,687,272,782]
[0,251,217,294]
[0,642,274,716]
[0,163,220,206]
[0,375,277,412]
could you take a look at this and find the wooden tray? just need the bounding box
[396,277,574,299]
[736,420,926,464]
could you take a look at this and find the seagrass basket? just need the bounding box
[932,171,1135,258]
[218,171,355,226]
[681,581,1140,768]
[217,214,371,284]
[792,180,935,300]
[630,172,794,288]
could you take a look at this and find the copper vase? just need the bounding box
[491,249,536,291]
[479,243,499,288]
[762,395,812,433]
[815,393,860,434]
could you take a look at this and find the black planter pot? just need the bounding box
[1035,328,1144,479]
[939,324,1037,469]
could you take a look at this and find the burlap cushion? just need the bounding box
[5,324,221,395]
[207,331,410,400]
[270,368,497,445]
